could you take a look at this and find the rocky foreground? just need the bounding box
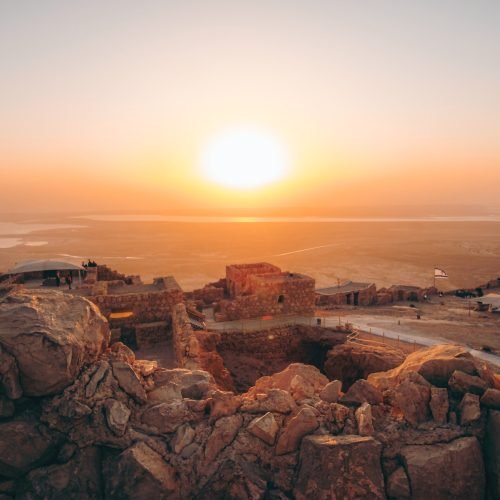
[0,289,499,499]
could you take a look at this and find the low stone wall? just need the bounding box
[96,264,127,282]
[135,321,170,349]
[89,288,183,326]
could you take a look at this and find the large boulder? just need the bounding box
[0,289,109,396]
[341,379,383,406]
[0,420,57,478]
[295,435,385,499]
[104,442,178,499]
[368,344,481,389]
[400,437,485,499]
[324,343,405,389]
[21,447,102,499]
[275,407,319,455]
[485,410,500,499]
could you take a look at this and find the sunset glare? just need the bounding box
[200,128,289,189]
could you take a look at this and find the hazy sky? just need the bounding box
[1,1,499,212]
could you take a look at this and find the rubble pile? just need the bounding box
[0,289,499,499]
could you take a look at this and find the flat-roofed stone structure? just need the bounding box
[316,281,377,307]
[217,263,315,321]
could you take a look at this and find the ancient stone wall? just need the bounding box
[226,262,281,298]
[135,322,171,349]
[218,273,315,321]
[88,288,183,327]
[316,284,377,308]
[96,265,127,282]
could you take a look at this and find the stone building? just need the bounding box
[216,263,315,321]
[315,281,377,308]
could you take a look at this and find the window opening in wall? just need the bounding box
[278,294,285,304]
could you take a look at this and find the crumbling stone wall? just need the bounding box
[226,262,281,298]
[218,272,315,321]
[89,288,183,327]
[96,265,127,282]
[135,322,171,349]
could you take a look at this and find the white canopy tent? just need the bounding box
[6,259,85,285]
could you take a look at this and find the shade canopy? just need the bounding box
[7,259,85,274]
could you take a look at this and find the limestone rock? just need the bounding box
[386,466,410,499]
[153,369,214,401]
[448,369,489,395]
[0,396,14,418]
[401,437,485,499]
[85,360,109,398]
[104,399,131,436]
[485,410,500,499]
[111,361,147,403]
[324,343,405,389]
[295,435,385,499]
[142,401,191,433]
[147,383,182,403]
[355,402,374,436]
[0,289,109,396]
[275,407,318,455]
[204,414,243,461]
[208,390,241,420]
[0,420,56,478]
[393,379,431,426]
[171,424,195,454]
[109,341,135,364]
[247,412,280,445]
[341,379,383,406]
[429,387,449,424]
[290,374,315,401]
[253,363,328,395]
[104,442,178,499]
[458,393,481,425]
[22,447,102,499]
[480,388,500,410]
[241,388,296,414]
[0,346,22,399]
[319,380,342,403]
[368,344,477,389]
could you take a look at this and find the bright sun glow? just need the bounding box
[200,127,289,189]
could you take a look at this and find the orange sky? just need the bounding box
[1,1,499,213]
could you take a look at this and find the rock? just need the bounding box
[247,412,280,445]
[241,388,296,414]
[368,344,477,389]
[104,442,178,499]
[0,289,109,396]
[104,399,131,436]
[290,374,315,401]
[480,388,500,410]
[0,396,14,418]
[319,380,342,403]
[208,390,241,420]
[0,346,22,399]
[324,343,405,389]
[142,401,191,433]
[429,387,449,424]
[134,359,157,377]
[355,402,374,436]
[275,407,318,455]
[85,360,109,398]
[401,437,485,499]
[22,447,102,499]
[111,362,147,403]
[110,341,135,364]
[393,379,431,426]
[295,435,385,499]
[386,466,410,499]
[147,383,182,403]
[341,379,383,406]
[485,410,500,499]
[171,424,195,454]
[180,442,199,459]
[458,393,481,425]
[448,370,489,395]
[253,363,328,395]
[204,414,243,461]
[0,420,56,478]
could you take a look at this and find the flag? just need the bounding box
[434,268,448,279]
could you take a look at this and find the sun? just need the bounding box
[200,127,289,189]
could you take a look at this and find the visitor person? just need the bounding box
[65,275,72,290]
[55,272,60,287]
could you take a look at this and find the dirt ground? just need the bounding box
[323,294,500,355]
